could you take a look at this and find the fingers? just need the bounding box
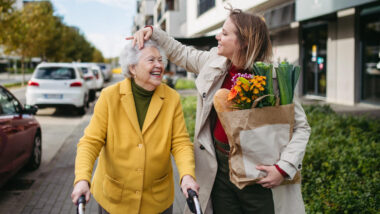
[144,29,152,40]
[256,165,268,171]
[71,180,90,205]
[125,36,134,40]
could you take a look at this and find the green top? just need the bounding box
[131,79,154,130]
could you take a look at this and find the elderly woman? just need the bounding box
[71,40,199,214]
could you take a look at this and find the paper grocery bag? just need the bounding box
[214,89,301,189]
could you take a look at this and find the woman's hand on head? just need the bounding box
[71,180,91,205]
[180,175,200,198]
[126,27,153,50]
[256,165,284,189]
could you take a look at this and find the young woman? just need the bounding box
[129,7,310,214]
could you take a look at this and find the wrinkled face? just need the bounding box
[215,17,241,60]
[130,47,164,91]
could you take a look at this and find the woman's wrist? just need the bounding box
[144,25,153,33]
[274,164,288,178]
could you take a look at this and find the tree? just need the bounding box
[92,49,104,62]
[0,0,16,43]
[1,1,57,85]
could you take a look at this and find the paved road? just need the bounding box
[0,74,188,213]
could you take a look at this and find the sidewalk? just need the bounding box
[0,72,32,85]
[2,112,186,214]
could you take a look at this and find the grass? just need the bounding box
[175,78,196,90]
[3,81,29,89]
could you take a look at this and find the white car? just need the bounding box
[74,63,97,102]
[26,63,89,115]
[90,64,104,91]
[97,63,113,82]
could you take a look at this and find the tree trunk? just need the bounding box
[21,57,25,87]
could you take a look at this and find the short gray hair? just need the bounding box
[120,40,167,78]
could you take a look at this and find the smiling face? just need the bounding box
[216,17,241,61]
[129,47,164,91]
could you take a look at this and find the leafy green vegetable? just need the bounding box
[275,61,300,105]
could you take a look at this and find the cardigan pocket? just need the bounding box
[103,174,124,203]
[151,173,171,203]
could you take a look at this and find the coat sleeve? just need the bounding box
[277,98,311,179]
[74,90,108,186]
[170,95,196,182]
[151,27,212,75]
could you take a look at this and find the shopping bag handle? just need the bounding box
[251,95,279,108]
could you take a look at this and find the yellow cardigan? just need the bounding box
[74,78,195,214]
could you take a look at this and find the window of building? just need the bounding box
[360,4,380,103]
[145,15,154,26]
[165,0,175,11]
[302,22,328,97]
[198,0,215,16]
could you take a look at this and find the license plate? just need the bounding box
[44,94,63,99]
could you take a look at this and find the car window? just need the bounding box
[80,67,89,74]
[0,88,21,115]
[35,67,76,80]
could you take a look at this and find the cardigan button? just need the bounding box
[202,92,206,98]
[199,145,205,150]
[298,164,302,169]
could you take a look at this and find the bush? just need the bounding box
[175,78,196,90]
[302,105,380,213]
[179,100,380,213]
[180,96,197,142]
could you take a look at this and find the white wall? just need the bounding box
[186,0,269,37]
[335,12,356,105]
[272,28,299,65]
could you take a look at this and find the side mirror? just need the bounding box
[23,104,38,115]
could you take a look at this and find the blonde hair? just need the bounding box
[226,7,273,69]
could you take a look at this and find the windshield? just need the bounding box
[35,67,76,80]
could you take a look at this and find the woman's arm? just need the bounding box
[74,90,109,185]
[130,27,212,74]
[276,98,311,179]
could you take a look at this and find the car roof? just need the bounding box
[37,62,77,68]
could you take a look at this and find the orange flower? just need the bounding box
[259,87,265,91]
[228,88,237,101]
[242,84,250,91]
[253,88,259,94]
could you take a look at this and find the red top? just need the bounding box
[213,64,246,144]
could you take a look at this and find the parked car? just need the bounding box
[97,63,112,82]
[74,63,97,102]
[26,62,89,115]
[90,64,104,91]
[0,86,41,187]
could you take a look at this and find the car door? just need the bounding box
[0,87,31,172]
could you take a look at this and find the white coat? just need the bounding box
[151,27,311,214]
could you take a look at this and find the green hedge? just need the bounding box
[180,96,197,142]
[175,78,196,90]
[302,105,379,213]
[180,98,380,213]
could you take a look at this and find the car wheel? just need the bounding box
[27,134,42,170]
[77,96,87,115]
[89,90,96,102]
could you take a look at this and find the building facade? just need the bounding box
[132,0,380,106]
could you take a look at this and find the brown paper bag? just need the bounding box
[214,89,301,189]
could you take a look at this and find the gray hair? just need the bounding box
[120,40,167,78]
